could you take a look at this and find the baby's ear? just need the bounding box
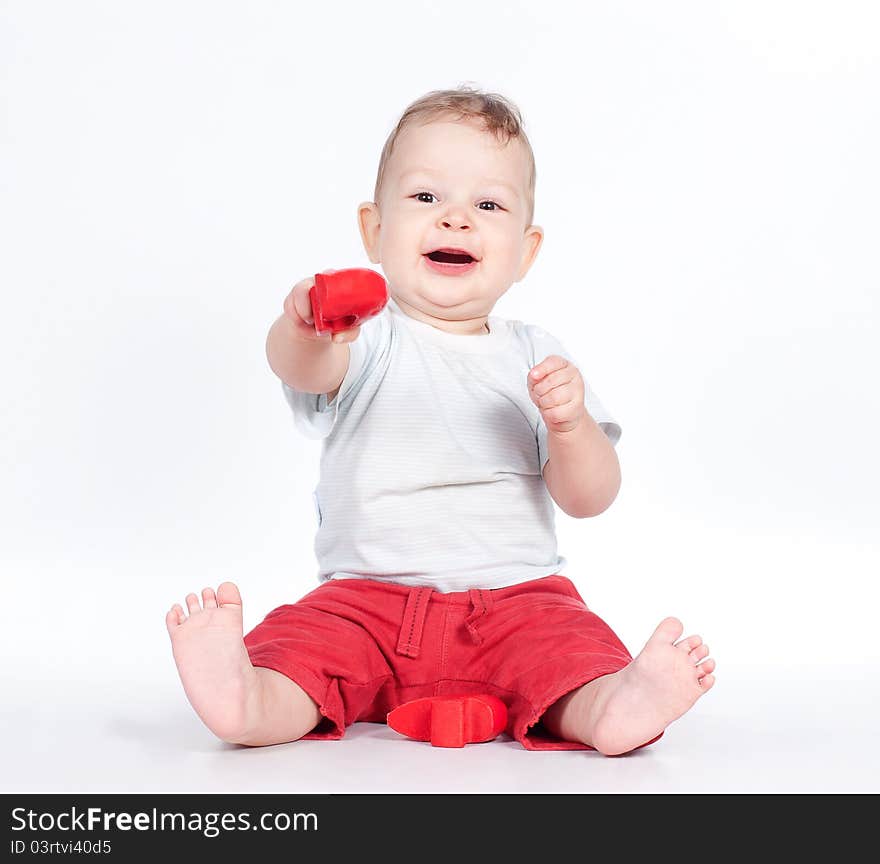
[516,224,543,281]
[357,201,381,264]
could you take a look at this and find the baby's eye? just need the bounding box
[413,193,502,211]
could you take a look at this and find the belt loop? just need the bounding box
[464,588,493,645]
[396,587,431,657]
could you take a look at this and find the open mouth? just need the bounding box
[425,249,477,264]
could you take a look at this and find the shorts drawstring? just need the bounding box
[396,585,494,655]
[464,588,493,645]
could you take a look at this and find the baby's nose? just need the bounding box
[441,216,471,230]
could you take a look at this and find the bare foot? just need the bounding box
[165,582,263,742]
[566,617,716,755]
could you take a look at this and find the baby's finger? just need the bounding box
[330,325,361,344]
[290,279,318,324]
[530,366,577,397]
[529,354,569,383]
[537,387,576,410]
[282,280,311,322]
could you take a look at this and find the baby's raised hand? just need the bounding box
[283,273,362,345]
[527,355,586,434]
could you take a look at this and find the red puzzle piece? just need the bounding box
[387,695,508,748]
[309,268,388,334]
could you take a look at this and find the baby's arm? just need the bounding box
[266,275,358,401]
[541,417,621,518]
[529,354,621,518]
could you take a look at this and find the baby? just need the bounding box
[165,86,715,754]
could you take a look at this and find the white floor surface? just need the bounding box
[4,661,877,794]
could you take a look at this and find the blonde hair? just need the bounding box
[373,85,536,226]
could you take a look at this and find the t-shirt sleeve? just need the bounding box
[524,324,622,471]
[281,308,392,440]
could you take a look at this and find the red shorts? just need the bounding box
[243,574,636,750]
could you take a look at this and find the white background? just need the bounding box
[2,0,878,793]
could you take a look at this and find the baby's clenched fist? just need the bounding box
[527,355,587,434]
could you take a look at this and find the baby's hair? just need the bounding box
[373,84,536,226]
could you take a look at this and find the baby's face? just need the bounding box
[359,118,543,333]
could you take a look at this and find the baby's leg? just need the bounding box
[165,582,321,746]
[542,617,716,755]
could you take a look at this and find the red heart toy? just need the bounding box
[309,268,388,334]
[387,694,508,748]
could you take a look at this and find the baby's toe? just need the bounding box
[689,643,709,664]
[699,673,716,692]
[697,658,716,679]
[185,592,202,615]
[216,582,243,608]
[676,634,702,653]
[651,617,684,644]
[202,587,218,609]
[165,604,185,635]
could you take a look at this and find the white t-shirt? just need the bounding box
[283,295,621,593]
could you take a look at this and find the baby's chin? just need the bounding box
[392,285,484,315]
